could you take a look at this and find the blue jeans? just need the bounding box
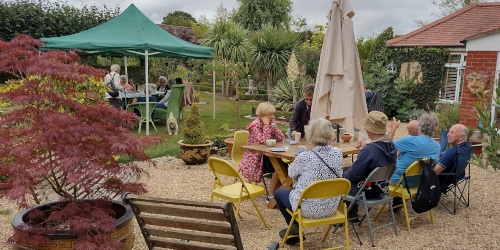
[155,103,167,109]
[275,188,294,225]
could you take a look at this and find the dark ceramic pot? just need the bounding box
[178,140,213,165]
[11,200,134,250]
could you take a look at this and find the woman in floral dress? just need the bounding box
[239,102,285,202]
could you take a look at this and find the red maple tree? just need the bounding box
[0,35,159,248]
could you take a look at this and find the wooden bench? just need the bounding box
[122,193,244,250]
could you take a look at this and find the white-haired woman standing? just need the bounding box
[274,118,343,245]
[103,64,124,109]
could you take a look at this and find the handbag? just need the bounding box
[311,151,340,178]
[107,73,119,98]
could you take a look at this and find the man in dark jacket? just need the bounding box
[289,84,315,139]
[343,111,398,218]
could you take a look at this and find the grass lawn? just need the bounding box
[135,91,290,159]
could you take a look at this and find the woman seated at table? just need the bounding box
[274,118,343,245]
[239,102,285,203]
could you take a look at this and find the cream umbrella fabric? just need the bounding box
[310,0,368,135]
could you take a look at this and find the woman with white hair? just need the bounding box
[274,118,343,245]
[103,64,124,109]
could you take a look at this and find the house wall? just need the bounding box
[467,33,500,51]
[459,50,497,128]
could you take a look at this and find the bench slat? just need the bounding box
[127,194,224,209]
[145,225,235,246]
[133,201,227,221]
[141,214,232,234]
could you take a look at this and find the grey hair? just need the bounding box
[159,76,167,83]
[306,118,334,146]
[303,84,315,97]
[110,64,120,72]
[419,113,439,137]
[120,75,127,80]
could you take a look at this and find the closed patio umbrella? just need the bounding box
[310,0,368,136]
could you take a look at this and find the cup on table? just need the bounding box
[294,132,301,142]
[283,138,291,151]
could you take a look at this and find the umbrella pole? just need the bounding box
[337,123,340,143]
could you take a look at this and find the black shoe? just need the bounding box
[390,197,403,213]
[279,224,299,239]
[349,216,362,223]
[285,236,306,246]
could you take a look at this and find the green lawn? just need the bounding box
[135,92,290,159]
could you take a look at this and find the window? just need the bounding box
[440,53,466,103]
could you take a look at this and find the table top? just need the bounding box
[121,91,165,99]
[241,139,359,160]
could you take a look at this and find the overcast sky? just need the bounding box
[58,0,442,39]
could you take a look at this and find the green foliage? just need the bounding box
[275,110,292,121]
[162,10,197,27]
[301,24,325,52]
[272,75,310,111]
[367,27,394,65]
[363,62,412,118]
[295,47,320,79]
[472,85,500,170]
[0,0,120,40]
[435,102,461,134]
[200,20,249,63]
[249,24,301,81]
[183,104,206,144]
[357,36,375,70]
[432,0,484,16]
[399,108,427,123]
[207,134,231,149]
[233,0,292,31]
[217,149,227,156]
[240,94,268,101]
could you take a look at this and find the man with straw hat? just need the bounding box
[343,111,398,219]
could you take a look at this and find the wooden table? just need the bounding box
[241,139,359,208]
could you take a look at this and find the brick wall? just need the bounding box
[459,51,497,128]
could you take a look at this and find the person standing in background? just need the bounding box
[289,84,315,139]
[103,64,123,110]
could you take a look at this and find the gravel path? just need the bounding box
[1,123,499,249]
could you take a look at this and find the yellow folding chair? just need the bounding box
[208,157,268,228]
[231,130,249,166]
[280,178,351,250]
[374,158,434,231]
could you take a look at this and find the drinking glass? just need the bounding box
[283,138,290,151]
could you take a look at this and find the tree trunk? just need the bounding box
[266,72,273,102]
[235,73,240,130]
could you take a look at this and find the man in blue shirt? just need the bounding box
[434,124,472,189]
[389,114,441,187]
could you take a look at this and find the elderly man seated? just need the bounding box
[433,124,472,190]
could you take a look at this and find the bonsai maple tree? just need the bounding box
[0,35,157,248]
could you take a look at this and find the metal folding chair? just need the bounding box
[439,151,471,215]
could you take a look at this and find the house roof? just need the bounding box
[387,2,500,47]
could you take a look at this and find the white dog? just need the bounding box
[167,112,178,135]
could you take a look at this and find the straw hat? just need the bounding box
[362,111,387,134]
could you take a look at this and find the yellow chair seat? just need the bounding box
[286,209,346,228]
[212,183,265,202]
[389,184,418,199]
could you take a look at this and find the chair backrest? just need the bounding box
[209,157,241,179]
[166,84,185,120]
[355,165,396,192]
[135,102,157,118]
[439,128,449,154]
[232,130,249,165]
[393,158,429,187]
[298,178,351,203]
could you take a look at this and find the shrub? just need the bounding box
[435,102,460,134]
[182,104,206,144]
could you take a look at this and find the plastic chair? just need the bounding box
[280,178,351,250]
[344,165,398,247]
[127,102,157,133]
[374,158,434,231]
[208,157,268,228]
[153,84,185,124]
[439,149,472,215]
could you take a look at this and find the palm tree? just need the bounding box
[200,20,249,96]
[249,24,300,101]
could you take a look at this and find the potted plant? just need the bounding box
[0,35,157,249]
[178,104,213,164]
[209,135,228,155]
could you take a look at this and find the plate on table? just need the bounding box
[290,140,299,145]
[269,147,286,152]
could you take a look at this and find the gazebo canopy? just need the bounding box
[40,4,213,59]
